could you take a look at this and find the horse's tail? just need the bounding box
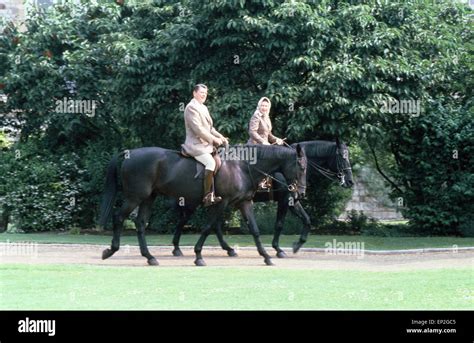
[98,153,120,228]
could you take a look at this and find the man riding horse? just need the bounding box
[181,84,229,207]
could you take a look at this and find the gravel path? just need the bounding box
[1,243,472,271]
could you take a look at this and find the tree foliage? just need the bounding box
[0,0,472,234]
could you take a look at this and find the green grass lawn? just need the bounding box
[0,264,471,310]
[1,232,474,250]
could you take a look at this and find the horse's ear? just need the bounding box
[336,137,341,149]
[296,143,303,157]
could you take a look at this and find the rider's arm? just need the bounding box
[267,132,278,144]
[210,127,225,139]
[248,113,265,144]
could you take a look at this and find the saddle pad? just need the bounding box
[179,150,221,179]
[194,154,222,179]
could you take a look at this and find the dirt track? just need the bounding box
[0,243,473,271]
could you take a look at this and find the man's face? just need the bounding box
[193,87,208,104]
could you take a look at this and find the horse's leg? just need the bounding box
[135,195,158,266]
[289,201,312,253]
[193,204,225,266]
[102,199,138,260]
[193,221,214,267]
[215,216,238,257]
[239,201,273,266]
[172,207,194,257]
[272,196,289,258]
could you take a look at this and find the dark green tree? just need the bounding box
[0,0,471,233]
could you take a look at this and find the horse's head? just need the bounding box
[283,144,307,199]
[335,138,354,188]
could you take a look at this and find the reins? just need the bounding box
[281,140,350,185]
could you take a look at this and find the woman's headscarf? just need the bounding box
[256,97,271,114]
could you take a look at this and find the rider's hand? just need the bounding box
[222,137,229,145]
[276,138,284,145]
[213,137,224,146]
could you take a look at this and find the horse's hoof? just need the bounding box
[293,242,302,254]
[102,248,115,260]
[227,249,238,257]
[172,249,184,257]
[276,251,287,258]
[147,258,159,266]
[194,259,207,267]
[264,258,274,266]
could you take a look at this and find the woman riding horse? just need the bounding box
[247,97,284,146]
[247,97,284,189]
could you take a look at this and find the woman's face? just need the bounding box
[259,100,270,115]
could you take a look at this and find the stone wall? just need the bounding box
[339,167,404,221]
[340,181,404,220]
[0,0,25,24]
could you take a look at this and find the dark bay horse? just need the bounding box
[99,144,307,266]
[169,139,353,257]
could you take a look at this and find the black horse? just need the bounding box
[99,144,307,266]
[169,139,353,257]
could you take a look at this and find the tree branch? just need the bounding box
[369,144,404,194]
[390,141,411,191]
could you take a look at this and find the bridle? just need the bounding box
[282,141,351,186]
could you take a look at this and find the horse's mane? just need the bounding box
[292,140,336,159]
[161,141,336,161]
[244,144,296,160]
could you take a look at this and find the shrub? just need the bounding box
[1,143,85,232]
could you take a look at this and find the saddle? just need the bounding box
[180,148,222,179]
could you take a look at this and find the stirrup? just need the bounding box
[258,179,271,192]
[203,192,222,207]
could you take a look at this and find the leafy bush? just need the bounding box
[252,203,303,235]
[303,175,354,228]
[316,213,416,237]
[389,103,474,235]
[458,214,474,237]
[146,197,194,234]
[1,144,85,231]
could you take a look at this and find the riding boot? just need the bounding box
[203,170,222,207]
